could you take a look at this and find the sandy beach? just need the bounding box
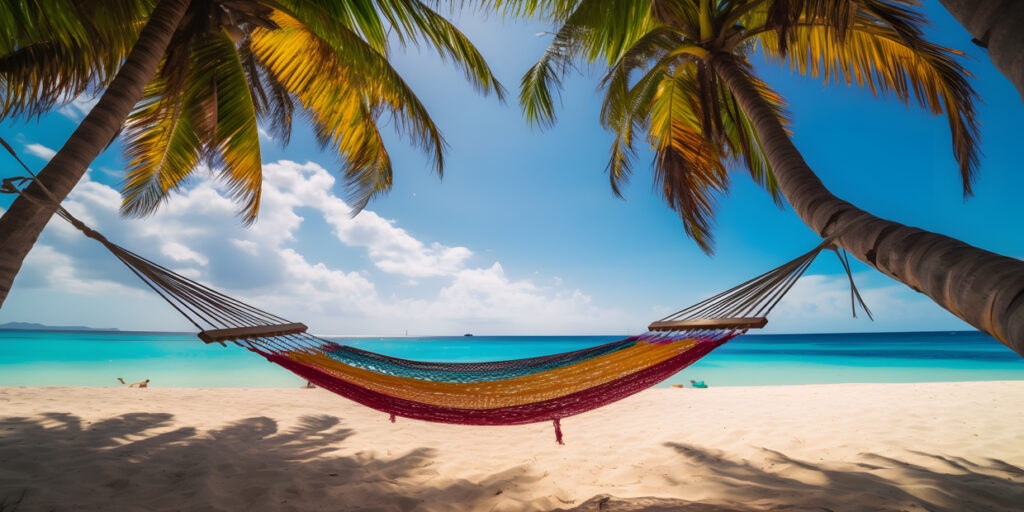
[1,382,1022,511]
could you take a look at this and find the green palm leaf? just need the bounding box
[3,0,504,222]
[750,10,980,193]
[207,29,263,223]
[0,0,153,118]
[250,9,438,211]
[121,78,203,218]
[520,0,978,250]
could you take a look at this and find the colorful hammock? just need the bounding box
[2,157,870,443]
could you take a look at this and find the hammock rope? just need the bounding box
[1,147,871,442]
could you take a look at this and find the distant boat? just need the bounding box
[463,333,474,337]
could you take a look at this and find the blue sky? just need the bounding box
[1,3,1021,335]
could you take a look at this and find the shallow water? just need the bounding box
[1,329,1022,388]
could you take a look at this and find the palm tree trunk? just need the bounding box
[709,53,1024,356]
[0,0,191,308]
[939,0,1024,102]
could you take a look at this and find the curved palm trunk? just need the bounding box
[0,0,191,308]
[710,54,1024,356]
[939,0,1024,102]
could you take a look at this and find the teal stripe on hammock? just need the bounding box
[323,339,640,382]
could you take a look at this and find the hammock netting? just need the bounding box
[1,156,870,443]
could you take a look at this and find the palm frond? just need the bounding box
[321,99,395,213]
[239,34,295,144]
[276,0,390,52]
[0,0,153,119]
[605,62,671,199]
[206,29,263,223]
[520,22,579,128]
[482,0,584,21]
[251,9,437,211]
[753,7,981,193]
[122,29,263,222]
[764,0,857,55]
[599,28,691,197]
[648,69,730,254]
[599,29,786,208]
[520,0,653,127]
[280,0,504,99]
[120,79,202,218]
[598,26,685,128]
[371,0,506,99]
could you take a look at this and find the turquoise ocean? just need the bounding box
[2,329,1023,388]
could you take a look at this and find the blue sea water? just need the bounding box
[1,329,1022,388]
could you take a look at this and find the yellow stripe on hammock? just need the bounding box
[286,338,699,409]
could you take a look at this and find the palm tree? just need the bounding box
[938,0,1024,101]
[503,0,1024,355]
[0,0,503,307]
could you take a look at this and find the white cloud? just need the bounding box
[766,273,970,333]
[59,95,99,121]
[257,161,474,277]
[2,160,625,334]
[424,263,599,328]
[161,241,208,266]
[25,143,56,161]
[20,245,146,297]
[230,238,259,256]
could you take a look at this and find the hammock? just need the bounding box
[1,157,870,444]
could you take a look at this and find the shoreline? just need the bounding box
[3,381,1022,511]
[5,330,1021,389]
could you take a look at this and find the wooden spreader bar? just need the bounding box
[648,317,768,332]
[198,322,309,344]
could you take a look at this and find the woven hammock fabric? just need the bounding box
[291,337,706,408]
[321,338,639,382]
[257,333,733,426]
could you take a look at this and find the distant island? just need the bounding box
[0,322,120,332]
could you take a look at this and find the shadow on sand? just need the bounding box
[3,414,1022,511]
[0,412,543,511]
[557,442,1024,512]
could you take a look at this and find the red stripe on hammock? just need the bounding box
[257,335,732,426]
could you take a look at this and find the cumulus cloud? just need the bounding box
[161,241,208,266]
[58,95,99,121]
[19,245,146,297]
[25,143,56,161]
[3,160,625,334]
[426,263,598,328]
[257,161,473,277]
[766,273,970,333]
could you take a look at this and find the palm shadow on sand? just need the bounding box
[558,442,1024,512]
[4,414,1022,511]
[0,412,543,511]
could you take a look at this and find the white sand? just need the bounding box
[1,382,1022,511]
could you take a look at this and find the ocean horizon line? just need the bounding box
[0,326,990,338]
